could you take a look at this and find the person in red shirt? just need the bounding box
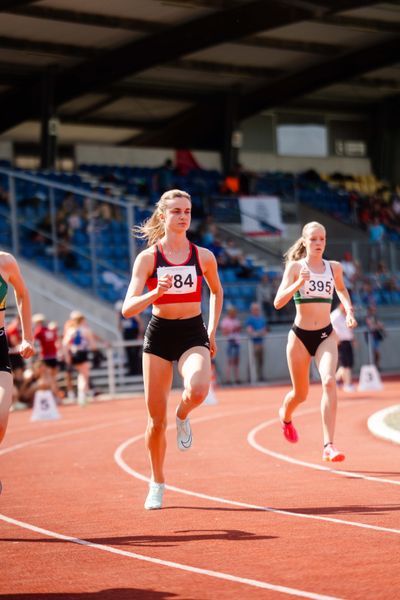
[33,313,59,385]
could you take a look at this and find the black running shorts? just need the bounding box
[143,314,210,362]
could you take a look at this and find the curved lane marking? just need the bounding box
[1,402,398,600]
[1,407,345,600]
[247,416,400,486]
[114,415,400,536]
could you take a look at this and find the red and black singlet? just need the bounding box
[146,242,203,305]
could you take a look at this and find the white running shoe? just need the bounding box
[144,482,165,510]
[176,415,192,451]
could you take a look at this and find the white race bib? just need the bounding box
[157,265,197,295]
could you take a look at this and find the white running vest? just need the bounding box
[294,259,335,304]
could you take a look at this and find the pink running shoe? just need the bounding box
[281,420,298,443]
[323,444,345,462]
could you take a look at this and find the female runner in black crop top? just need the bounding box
[273,222,357,463]
[122,189,223,509]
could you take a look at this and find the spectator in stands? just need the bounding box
[220,305,242,384]
[220,169,240,195]
[121,188,223,510]
[371,260,390,290]
[273,221,356,462]
[115,300,144,375]
[0,252,34,489]
[18,360,62,409]
[63,311,96,406]
[359,279,378,307]
[245,302,267,382]
[234,162,256,195]
[197,217,218,248]
[331,303,356,392]
[256,273,275,321]
[368,216,386,269]
[33,313,59,383]
[220,163,255,196]
[224,238,244,267]
[152,158,176,195]
[340,252,357,300]
[365,304,386,371]
[56,241,78,270]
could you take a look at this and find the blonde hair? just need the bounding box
[284,221,326,263]
[133,189,191,246]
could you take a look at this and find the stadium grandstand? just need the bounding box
[0,0,400,391]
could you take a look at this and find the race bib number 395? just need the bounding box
[157,265,197,295]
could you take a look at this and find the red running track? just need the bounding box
[1,380,400,599]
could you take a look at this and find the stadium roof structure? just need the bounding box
[0,0,399,150]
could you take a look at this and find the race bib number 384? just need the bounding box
[157,265,197,295]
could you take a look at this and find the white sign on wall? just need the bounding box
[239,196,284,237]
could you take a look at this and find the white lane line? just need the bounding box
[248,418,400,486]
[0,514,343,600]
[0,403,392,598]
[114,430,400,536]
[0,418,131,456]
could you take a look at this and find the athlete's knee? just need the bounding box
[321,373,336,390]
[147,417,167,436]
[185,382,209,405]
[290,385,308,403]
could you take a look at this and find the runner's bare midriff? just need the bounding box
[294,303,332,330]
[152,301,202,320]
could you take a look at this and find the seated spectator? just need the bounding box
[220,170,240,195]
[245,303,267,382]
[18,360,62,408]
[224,238,244,267]
[152,158,176,195]
[365,305,386,371]
[115,300,144,376]
[340,252,357,300]
[56,242,78,270]
[359,279,378,307]
[220,305,242,384]
[256,273,274,320]
[368,216,386,269]
[234,162,256,195]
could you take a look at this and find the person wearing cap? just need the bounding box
[0,251,34,494]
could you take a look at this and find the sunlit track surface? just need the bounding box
[1,383,400,599]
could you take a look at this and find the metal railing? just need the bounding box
[88,325,400,396]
